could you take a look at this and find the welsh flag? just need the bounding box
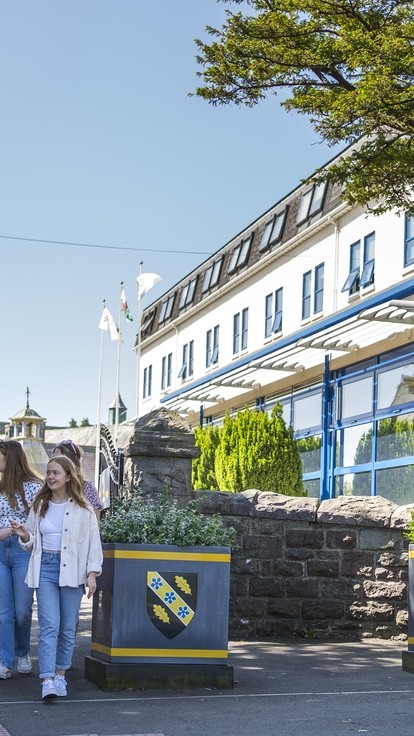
[120,287,133,322]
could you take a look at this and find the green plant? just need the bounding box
[99,489,238,550]
[194,404,305,495]
[404,511,414,544]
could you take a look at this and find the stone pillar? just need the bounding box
[123,408,200,505]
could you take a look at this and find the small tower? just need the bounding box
[108,393,127,425]
[5,387,49,475]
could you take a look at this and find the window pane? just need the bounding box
[309,181,327,215]
[359,259,374,288]
[341,268,359,293]
[293,392,321,431]
[377,416,414,461]
[376,466,414,505]
[270,209,287,243]
[364,232,375,262]
[296,189,313,224]
[303,479,320,498]
[297,435,322,473]
[336,422,372,467]
[259,220,273,252]
[338,377,372,419]
[210,258,222,286]
[377,362,414,409]
[314,263,324,313]
[335,471,371,497]
[350,241,361,270]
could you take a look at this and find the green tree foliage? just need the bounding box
[352,416,414,503]
[193,424,221,490]
[80,418,91,427]
[194,405,305,495]
[68,418,78,428]
[194,0,414,214]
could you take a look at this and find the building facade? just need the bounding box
[137,154,414,504]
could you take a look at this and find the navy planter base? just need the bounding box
[402,650,414,674]
[85,654,234,690]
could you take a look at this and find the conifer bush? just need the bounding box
[193,404,305,495]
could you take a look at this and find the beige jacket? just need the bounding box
[21,498,103,589]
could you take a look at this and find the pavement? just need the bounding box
[0,598,413,736]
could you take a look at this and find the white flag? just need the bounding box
[137,272,162,298]
[99,307,119,341]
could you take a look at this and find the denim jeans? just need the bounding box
[0,535,33,669]
[36,551,84,679]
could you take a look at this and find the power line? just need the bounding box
[0,233,212,256]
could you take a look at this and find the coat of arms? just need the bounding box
[146,570,198,639]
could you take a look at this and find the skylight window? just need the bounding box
[202,257,223,292]
[158,294,175,323]
[228,234,253,274]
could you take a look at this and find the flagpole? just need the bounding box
[95,299,105,488]
[114,282,123,447]
[135,261,143,417]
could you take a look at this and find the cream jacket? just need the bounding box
[21,498,103,589]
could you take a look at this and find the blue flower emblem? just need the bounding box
[164,591,176,604]
[177,605,190,619]
[150,577,163,590]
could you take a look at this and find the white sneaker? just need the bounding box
[17,655,32,673]
[42,678,58,700]
[0,663,11,680]
[53,674,67,696]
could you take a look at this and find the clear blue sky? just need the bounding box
[0,1,336,428]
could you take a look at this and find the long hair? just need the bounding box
[0,440,42,511]
[52,440,85,483]
[33,456,90,517]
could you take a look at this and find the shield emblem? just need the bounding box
[146,571,198,639]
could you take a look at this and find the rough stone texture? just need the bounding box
[192,489,412,641]
[124,408,200,504]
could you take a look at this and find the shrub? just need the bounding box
[99,489,238,550]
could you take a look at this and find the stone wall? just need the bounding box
[195,491,412,641]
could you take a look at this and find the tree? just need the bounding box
[194,405,305,495]
[194,0,414,214]
[68,418,78,428]
[80,418,91,427]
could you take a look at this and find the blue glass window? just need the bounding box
[405,215,414,266]
[314,263,324,314]
[302,271,311,320]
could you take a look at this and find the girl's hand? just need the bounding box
[10,520,29,542]
[86,572,97,599]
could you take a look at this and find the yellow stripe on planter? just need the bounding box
[90,642,228,659]
[103,549,230,563]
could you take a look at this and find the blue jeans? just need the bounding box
[36,551,84,679]
[0,535,33,669]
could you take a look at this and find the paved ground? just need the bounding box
[0,599,413,736]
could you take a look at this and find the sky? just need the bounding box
[0,1,337,429]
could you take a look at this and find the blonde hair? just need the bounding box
[33,456,90,517]
[0,440,42,510]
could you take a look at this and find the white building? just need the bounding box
[137,152,414,504]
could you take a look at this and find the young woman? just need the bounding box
[0,440,42,680]
[52,440,103,520]
[12,456,102,700]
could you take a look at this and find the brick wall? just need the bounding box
[195,491,411,640]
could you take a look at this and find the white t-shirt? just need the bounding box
[39,501,68,551]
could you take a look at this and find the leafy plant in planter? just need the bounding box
[99,488,238,549]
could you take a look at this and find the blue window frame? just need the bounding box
[342,233,375,293]
[206,326,219,368]
[143,365,152,399]
[314,263,324,314]
[302,271,311,320]
[178,340,194,380]
[233,308,249,354]
[265,289,283,338]
[405,215,414,266]
[161,353,172,390]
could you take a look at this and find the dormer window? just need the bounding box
[158,294,175,323]
[141,309,156,334]
[179,276,198,309]
[228,234,253,274]
[258,207,289,252]
[296,181,327,225]
[203,257,223,292]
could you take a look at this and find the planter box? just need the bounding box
[85,543,234,689]
[402,543,414,673]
